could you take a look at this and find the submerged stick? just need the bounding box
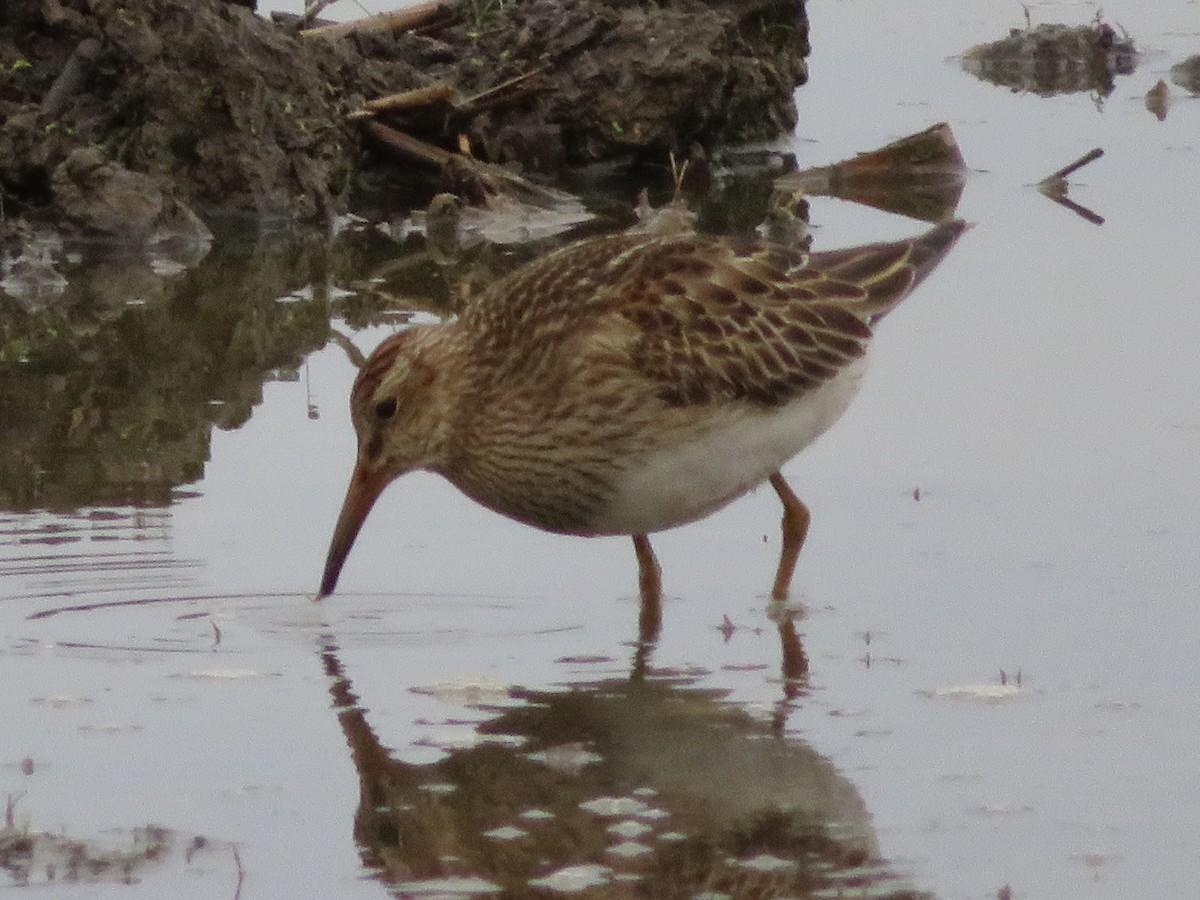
[1040,147,1104,183]
[1035,148,1105,225]
[1041,192,1105,226]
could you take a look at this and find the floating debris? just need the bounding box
[579,796,648,817]
[416,728,527,752]
[924,683,1023,702]
[1145,79,1170,121]
[391,876,503,896]
[961,21,1137,96]
[528,863,612,893]
[482,825,527,841]
[0,823,227,888]
[187,667,273,680]
[553,655,615,665]
[966,803,1036,818]
[737,853,797,872]
[608,819,653,839]
[409,676,512,706]
[1071,851,1123,872]
[1170,55,1200,95]
[634,806,671,821]
[77,722,143,735]
[525,742,602,774]
[1035,148,1105,226]
[607,840,652,858]
[29,694,92,709]
[388,190,595,251]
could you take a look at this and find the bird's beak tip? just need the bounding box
[316,462,388,603]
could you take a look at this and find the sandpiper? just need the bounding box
[318,219,967,604]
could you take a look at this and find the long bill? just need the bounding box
[318,462,390,598]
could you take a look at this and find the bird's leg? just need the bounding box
[777,613,809,695]
[632,534,662,646]
[768,472,811,601]
[770,609,810,733]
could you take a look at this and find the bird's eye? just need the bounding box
[374,398,398,421]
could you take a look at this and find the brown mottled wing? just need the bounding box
[463,232,661,375]
[618,220,967,408]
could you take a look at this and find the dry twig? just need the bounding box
[300,1,449,39]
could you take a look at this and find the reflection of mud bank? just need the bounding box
[0,226,346,510]
[0,0,809,244]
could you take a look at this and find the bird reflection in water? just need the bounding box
[318,627,922,899]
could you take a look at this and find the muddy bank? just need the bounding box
[0,0,808,245]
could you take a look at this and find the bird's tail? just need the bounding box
[808,219,971,323]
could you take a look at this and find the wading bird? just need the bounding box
[318,220,967,613]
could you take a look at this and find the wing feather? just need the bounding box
[461,221,966,410]
[610,221,965,408]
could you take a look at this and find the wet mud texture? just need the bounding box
[0,0,809,243]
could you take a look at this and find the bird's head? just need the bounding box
[318,327,452,598]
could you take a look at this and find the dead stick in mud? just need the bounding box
[350,82,459,120]
[364,121,570,208]
[300,1,449,39]
[38,37,101,124]
[457,66,550,112]
[365,120,454,167]
[365,123,505,206]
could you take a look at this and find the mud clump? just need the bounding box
[1171,54,1200,95]
[0,0,416,240]
[961,21,1137,97]
[437,0,809,172]
[0,0,809,245]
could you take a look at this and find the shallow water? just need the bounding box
[3,1,1200,897]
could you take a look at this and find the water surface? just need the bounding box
[3,1,1200,897]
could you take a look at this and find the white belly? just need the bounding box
[590,358,868,535]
